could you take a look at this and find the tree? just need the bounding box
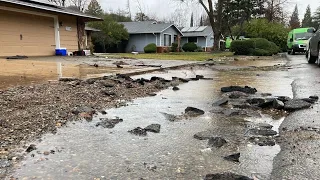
[264,0,287,23]
[180,0,224,51]
[69,0,88,12]
[243,18,289,51]
[289,4,300,29]
[190,13,194,27]
[85,0,103,16]
[134,12,152,21]
[88,14,129,52]
[313,6,320,28]
[302,5,313,28]
[48,0,66,7]
[110,11,132,22]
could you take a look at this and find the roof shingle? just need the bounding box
[120,21,182,35]
[0,0,101,20]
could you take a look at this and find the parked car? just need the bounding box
[307,26,320,64]
[287,27,314,55]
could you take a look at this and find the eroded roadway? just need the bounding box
[271,54,320,179]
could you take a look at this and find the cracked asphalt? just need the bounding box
[271,54,320,180]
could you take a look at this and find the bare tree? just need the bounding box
[69,0,89,12]
[265,0,288,23]
[180,0,223,50]
[48,0,67,7]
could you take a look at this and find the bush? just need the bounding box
[195,46,204,52]
[171,43,178,52]
[230,40,254,55]
[252,49,272,56]
[144,43,157,53]
[182,42,197,52]
[230,38,280,56]
[243,18,289,52]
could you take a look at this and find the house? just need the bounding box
[84,25,100,53]
[180,26,214,52]
[120,21,183,52]
[0,0,101,57]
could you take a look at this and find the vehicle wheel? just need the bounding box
[290,49,295,55]
[308,49,317,64]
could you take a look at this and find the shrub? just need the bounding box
[171,43,178,52]
[243,18,289,52]
[182,42,197,52]
[195,46,204,52]
[230,38,280,56]
[252,49,272,56]
[230,40,254,55]
[144,43,157,53]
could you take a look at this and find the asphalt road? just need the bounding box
[271,54,320,179]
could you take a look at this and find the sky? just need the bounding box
[98,0,320,23]
[38,0,320,26]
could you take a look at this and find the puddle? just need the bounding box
[229,59,286,67]
[9,67,292,179]
[0,59,138,90]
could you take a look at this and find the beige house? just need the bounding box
[0,0,101,57]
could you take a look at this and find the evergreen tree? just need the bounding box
[85,0,103,17]
[302,5,313,27]
[313,6,320,28]
[289,5,300,29]
[190,13,194,27]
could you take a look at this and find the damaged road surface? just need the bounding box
[2,55,318,179]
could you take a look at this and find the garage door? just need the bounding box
[0,10,55,57]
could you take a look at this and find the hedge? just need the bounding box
[144,43,157,53]
[230,38,280,56]
[182,42,197,52]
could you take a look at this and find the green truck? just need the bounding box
[287,27,314,55]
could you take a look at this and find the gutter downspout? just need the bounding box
[205,36,208,52]
[153,33,157,46]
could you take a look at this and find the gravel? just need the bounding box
[0,74,186,164]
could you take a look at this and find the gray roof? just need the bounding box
[181,26,213,37]
[120,21,183,35]
[0,0,102,20]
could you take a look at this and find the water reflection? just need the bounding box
[11,68,292,179]
[0,59,135,90]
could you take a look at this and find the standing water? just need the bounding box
[10,66,293,179]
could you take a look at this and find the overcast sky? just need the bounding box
[38,0,320,26]
[98,0,320,24]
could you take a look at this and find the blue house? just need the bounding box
[121,21,183,52]
[180,26,214,52]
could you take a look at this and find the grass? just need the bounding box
[102,52,233,61]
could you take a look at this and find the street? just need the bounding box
[1,55,320,180]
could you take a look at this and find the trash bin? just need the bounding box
[55,48,67,56]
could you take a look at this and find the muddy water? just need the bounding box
[10,67,293,179]
[0,59,138,90]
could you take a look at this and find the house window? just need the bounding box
[188,37,197,43]
[164,34,172,46]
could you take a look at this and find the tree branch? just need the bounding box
[199,0,210,15]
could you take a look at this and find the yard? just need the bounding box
[102,52,233,61]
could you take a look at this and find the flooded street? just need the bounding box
[6,57,296,179]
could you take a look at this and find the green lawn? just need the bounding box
[102,52,233,61]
